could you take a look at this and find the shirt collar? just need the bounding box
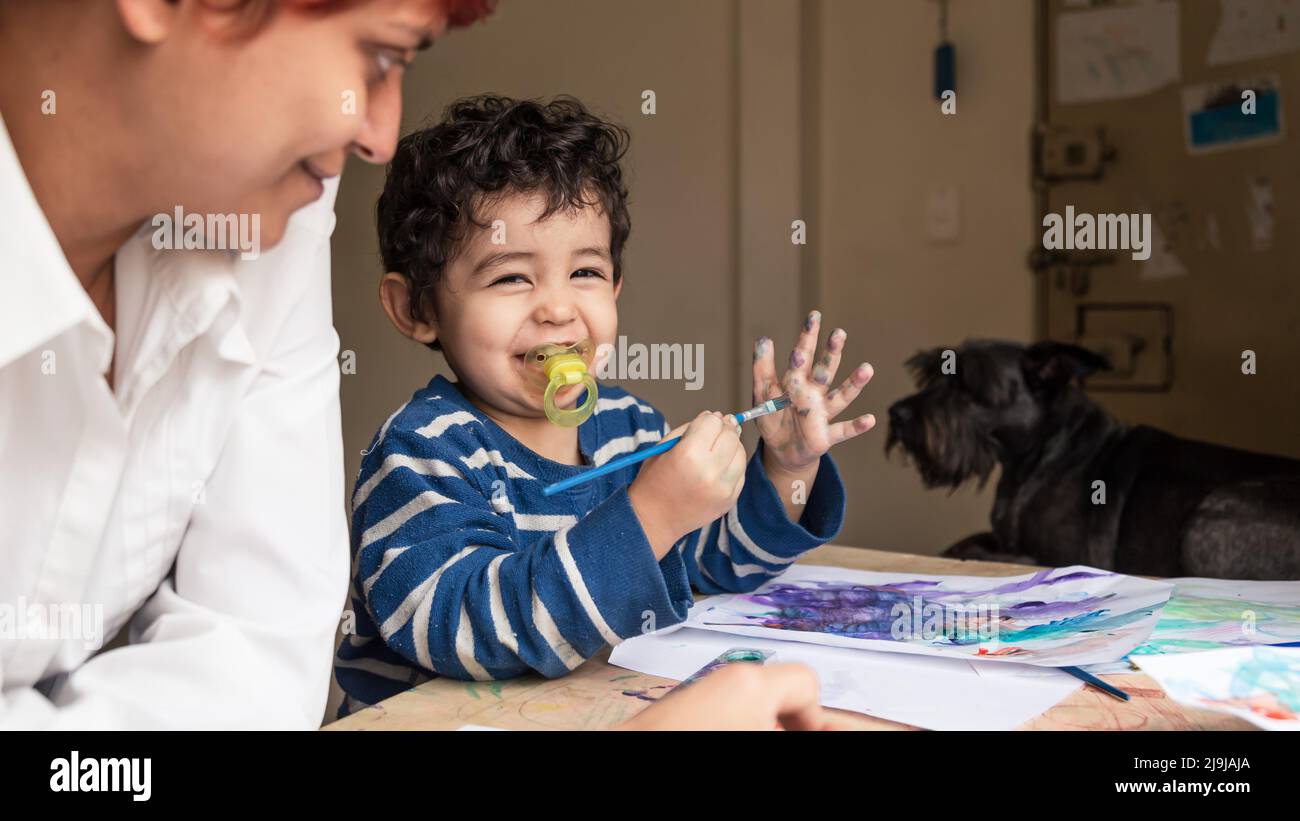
[107,224,256,415]
[0,109,257,386]
[0,108,110,372]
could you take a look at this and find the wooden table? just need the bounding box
[324,545,1253,731]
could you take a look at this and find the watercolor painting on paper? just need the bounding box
[1136,646,1300,731]
[1082,578,1300,674]
[684,564,1174,667]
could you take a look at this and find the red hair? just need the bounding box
[442,0,496,28]
[206,0,497,35]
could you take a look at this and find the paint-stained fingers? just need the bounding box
[825,362,874,419]
[752,336,780,406]
[785,369,828,417]
[827,413,877,447]
[810,327,847,391]
[784,371,811,416]
[783,372,831,452]
[787,309,821,379]
[765,377,785,402]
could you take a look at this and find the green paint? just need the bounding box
[609,674,637,682]
[1163,596,1296,623]
[489,682,504,699]
[465,683,480,700]
[1113,591,1300,666]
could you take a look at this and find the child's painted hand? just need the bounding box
[628,411,746,560]
[753,310,875,475]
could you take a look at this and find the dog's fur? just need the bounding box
[886,340,1300,579]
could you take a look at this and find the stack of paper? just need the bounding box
[611,565,1300,730]
[612,559,1175,730]
[613,563,1175,732]
[609,619,1082,731]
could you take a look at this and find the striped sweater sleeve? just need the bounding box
[675,438,847,595]
[351,426,692,682]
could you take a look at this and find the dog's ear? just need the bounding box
[1023,341,1110,392]
[904,347,944,387]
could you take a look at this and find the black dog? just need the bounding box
[886,340,1300,580]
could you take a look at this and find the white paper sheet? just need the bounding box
[1057,1,1180,104]
[609,623,1081,731]
[1135,646,1300,731]
[1208,0,1300,66]
[683,564,1172,667]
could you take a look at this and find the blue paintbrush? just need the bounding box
[1062,665,1131,701]
[541,394,791,497]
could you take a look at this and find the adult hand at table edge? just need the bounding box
[615,662,846,731]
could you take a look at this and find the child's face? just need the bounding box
[432,191,622,420]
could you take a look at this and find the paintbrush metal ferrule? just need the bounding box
[736,394,790,424]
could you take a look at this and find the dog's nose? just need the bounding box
[889,402,912,426]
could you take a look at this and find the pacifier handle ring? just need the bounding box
[543,374,598,427]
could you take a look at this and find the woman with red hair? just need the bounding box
[0,0,828,731]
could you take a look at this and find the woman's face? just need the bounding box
[132,0,448,250]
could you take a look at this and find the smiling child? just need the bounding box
[333,95,875,715]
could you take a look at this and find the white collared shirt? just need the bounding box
[0,113,349,728]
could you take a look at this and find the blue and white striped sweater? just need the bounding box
[334,374,846,715]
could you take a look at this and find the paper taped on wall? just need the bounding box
[1183,75,1284,155]
[1208,0,1300,67]
[1056,1,1180,104]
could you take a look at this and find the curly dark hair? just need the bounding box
[377,94,632,350]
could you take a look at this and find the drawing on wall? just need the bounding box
[1056,1,1180,104]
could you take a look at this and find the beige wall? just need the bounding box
[808,0,1036,553]
[331,0,1037,556]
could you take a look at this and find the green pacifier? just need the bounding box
[525,339,598,427]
